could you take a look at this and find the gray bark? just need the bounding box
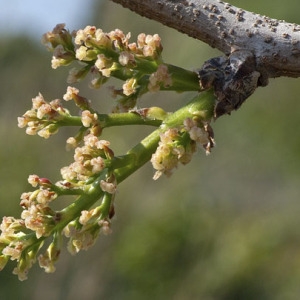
[110,0,300,80]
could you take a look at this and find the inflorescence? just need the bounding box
[0,24,215,280]
[42,24,166,111]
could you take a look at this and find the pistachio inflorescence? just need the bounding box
[0,24,216,280]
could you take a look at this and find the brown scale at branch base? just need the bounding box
[197,49,266,118]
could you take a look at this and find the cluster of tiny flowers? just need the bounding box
[64,223,98,255]
[60,157,116,256]
[60,134,112,183]
[81,110,98,128]
[6,24,218,280]
[42,24,164,98]
[0,175,58,280]
[64,201,113,255]
[38,240,60,274]
[183,118,215,154]
[0,131,116,279]
[151,118,215,179]
[63,86,93,111]
[75,27,163,94]
[0,217,27,272]
[63,85,80,101]
[0,214,39,280]
[17,93,70,139]
[151,128,196,180]
[20,175,57,239]
[72,26,162,64]
[41,23,75,69]
[148,64,173,92]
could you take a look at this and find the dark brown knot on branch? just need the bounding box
[197,49,266,118]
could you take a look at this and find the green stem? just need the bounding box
[164,64,200,92]
[100,192,114,218]
[57,112,163,129]
[57,116,82,126]
[115,129,161,183]
[98,112,162,128]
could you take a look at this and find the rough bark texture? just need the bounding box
[110,0,300,80]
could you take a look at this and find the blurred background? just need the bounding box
[1,0,300,299]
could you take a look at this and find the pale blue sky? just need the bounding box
[0,0,95,38]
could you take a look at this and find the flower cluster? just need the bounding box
[5,97,117,280]
[61,166,116,256]
[151,118,215,179]
[42,24,167,111]
[0,216,32,280]
[20,176,57,239]
[151,128,194,180]
[17,87,102,140]
[17,92,71,139]
[61,134,113,183]
[63,86,92,110]
[0,132,117,279]
[64,198,114,255]
[42,23,75,69]
[183,118,215,154]
[1,23,216,281]
[148,64,172,92]
[0,175,59,280]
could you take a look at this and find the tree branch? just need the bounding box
[110,0,300,79]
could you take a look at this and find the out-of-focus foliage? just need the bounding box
[0,0,300,299]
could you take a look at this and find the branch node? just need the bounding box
[197,49,264,118]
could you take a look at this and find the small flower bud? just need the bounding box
[100,180,117,194]
[28,175,40,187]
[63,86,79,101]
[123,78,137,96]
[81,110,98,127]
